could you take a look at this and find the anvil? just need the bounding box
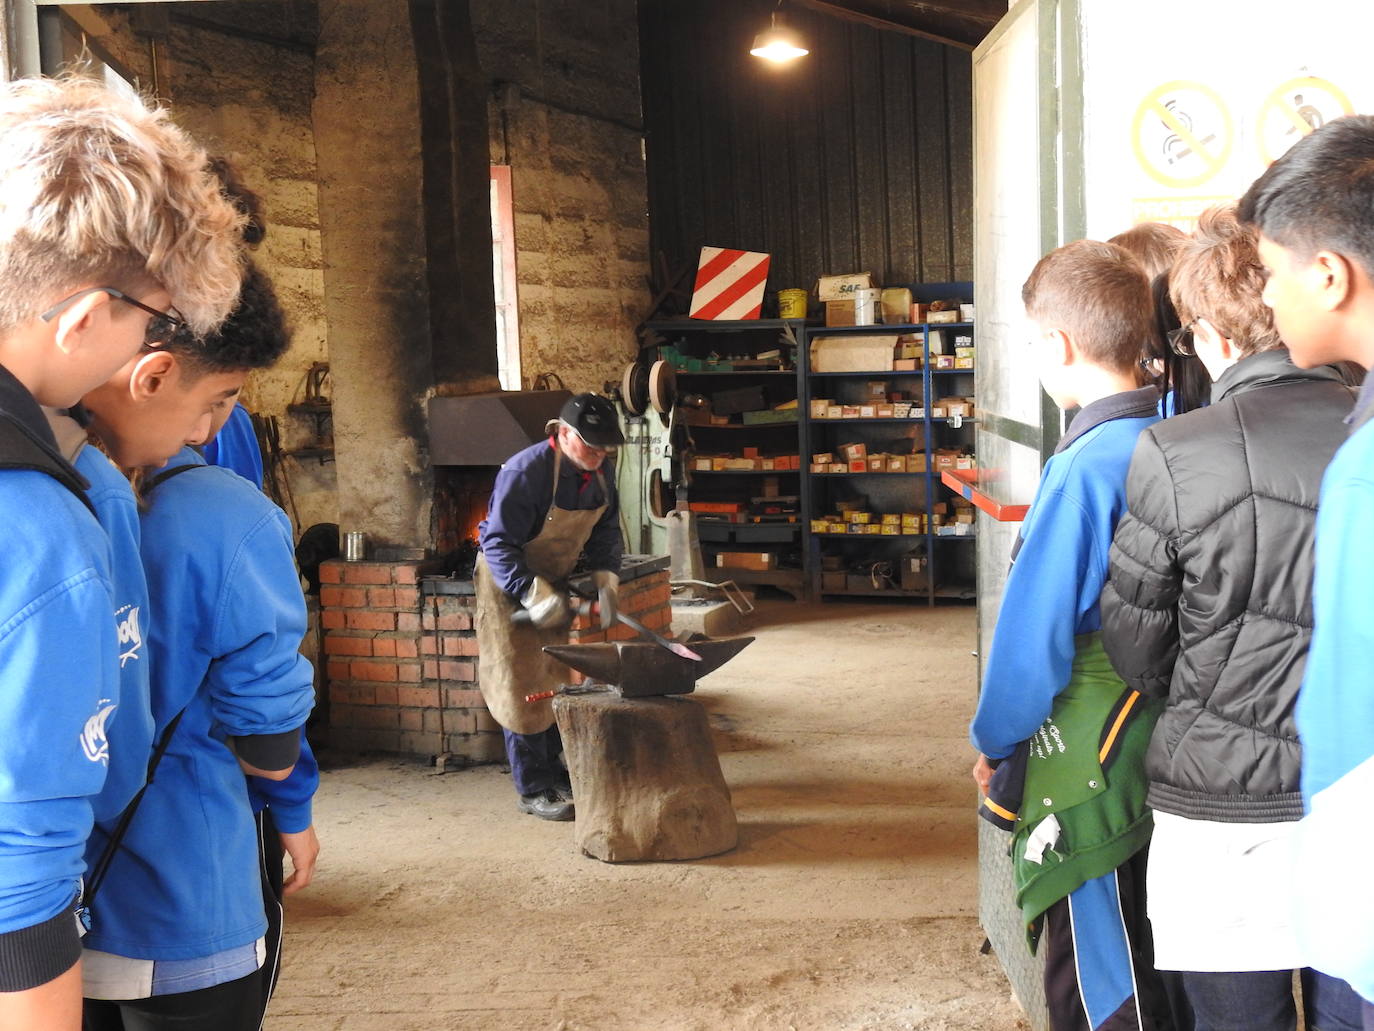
[542,637,754,698]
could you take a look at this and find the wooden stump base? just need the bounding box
[554,691,737,863]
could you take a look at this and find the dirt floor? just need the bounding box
[267,601,1030,1031]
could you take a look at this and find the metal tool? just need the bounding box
[566,578,704,661]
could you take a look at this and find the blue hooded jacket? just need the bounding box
[83,448,314,960]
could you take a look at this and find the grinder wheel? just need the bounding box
[620,361,650,417]
[648,359,677,415]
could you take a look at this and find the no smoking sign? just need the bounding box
[1132,80,1234,190]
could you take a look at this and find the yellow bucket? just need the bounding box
[778,288,808,319]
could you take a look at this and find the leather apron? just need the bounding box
[474,446,608,734]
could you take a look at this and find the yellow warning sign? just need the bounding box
[1131,196,1234,232]
[1257,76,1354,165]
[1132,80,1234,190]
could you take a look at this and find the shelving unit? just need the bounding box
[647,291,975,605]
[798,308,977,605]
[645,318,807,600]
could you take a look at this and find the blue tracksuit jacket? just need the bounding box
[970,388,1159,1030]
[75,445,155,826]
[83,448,314,960]
[0,365,121,986]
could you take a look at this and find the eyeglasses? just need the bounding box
[1166,322,1197,357]
[41,287,188,348]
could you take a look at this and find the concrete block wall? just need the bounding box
[475,0,650,395]
[320,559,673,760]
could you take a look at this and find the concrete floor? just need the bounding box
[267,601,1029,1030]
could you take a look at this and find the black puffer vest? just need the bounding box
[1101,349,1353,822]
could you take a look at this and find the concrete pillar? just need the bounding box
[314,0,499,550]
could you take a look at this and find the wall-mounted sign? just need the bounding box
[1257,75,1354,164]
[1132,80,1234,190]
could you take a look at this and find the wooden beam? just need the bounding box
[792,0,992,50]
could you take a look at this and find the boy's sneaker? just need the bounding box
[517,788,574,821]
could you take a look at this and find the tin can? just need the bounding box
[777,288,808,319]
[343,531,367,562]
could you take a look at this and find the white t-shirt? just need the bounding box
[1147,811,1302,972]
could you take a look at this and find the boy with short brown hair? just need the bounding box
[0,75,242,1027]
[971,240,1173,1030]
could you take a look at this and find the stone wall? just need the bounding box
[474,0,650,395]
[68,3,338,534]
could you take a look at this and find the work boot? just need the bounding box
[553,776,574,803]
[517,788,574,821]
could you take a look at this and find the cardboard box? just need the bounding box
[829,463,847,474]
[955,357,975,369]
[897,341,921,359]
[810,520,831,533]
[901,554,930,591]
[809,335,898,372]
[716,551,777,571]
[893,402,913,418]
[927,309,959,324]
[810,463,828,474]
[935,355,955,370]
[848,511,872,524]
[955,509,975,524]
[816,272,874,302]
[893,358,919,371]
[760,458,775,470]
[876,404,894,419]
[842,405,860,419]
[956,456,975,470]
[866,380,888,399]
[848,459,868,473]
[839,441,867,462]
[810,399,832,418]
[743,446,760,459]
[945,400,972,418]
[901,513,920,529]
[931,406,947,418]
[825,300,856,327]
[881,524,900,535]
[689,501,744,514]
[887,456,906,472]
[826,405,842,419]
[864,524,882,535]
[906,453,927,472]
[959,303,975,322]
[859,404,877,419]
[812,452,834,465]
[881,513,901,525]
[927,330,948,355]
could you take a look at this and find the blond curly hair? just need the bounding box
[0,75,245,336]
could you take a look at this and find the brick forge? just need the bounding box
[319,559,673,761]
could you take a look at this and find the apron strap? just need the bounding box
[548,444,562,518]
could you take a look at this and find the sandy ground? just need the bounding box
[267,601,1029,1031]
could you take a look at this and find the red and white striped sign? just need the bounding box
[689,246,771,321]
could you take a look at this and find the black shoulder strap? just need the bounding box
[144,462,203,492]
[82,709,187,913]
[0,414,96,517]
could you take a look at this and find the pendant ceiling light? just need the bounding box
[750,10,809,63]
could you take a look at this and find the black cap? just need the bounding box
[559,392,625,448]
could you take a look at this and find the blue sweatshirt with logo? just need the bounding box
[83,448,314,960]
[0,366,122,988]
[74,445,155,825]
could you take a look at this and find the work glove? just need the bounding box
[521,576,569,630]
[591,569,620,631]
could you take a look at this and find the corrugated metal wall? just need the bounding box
[638,0,973,298]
